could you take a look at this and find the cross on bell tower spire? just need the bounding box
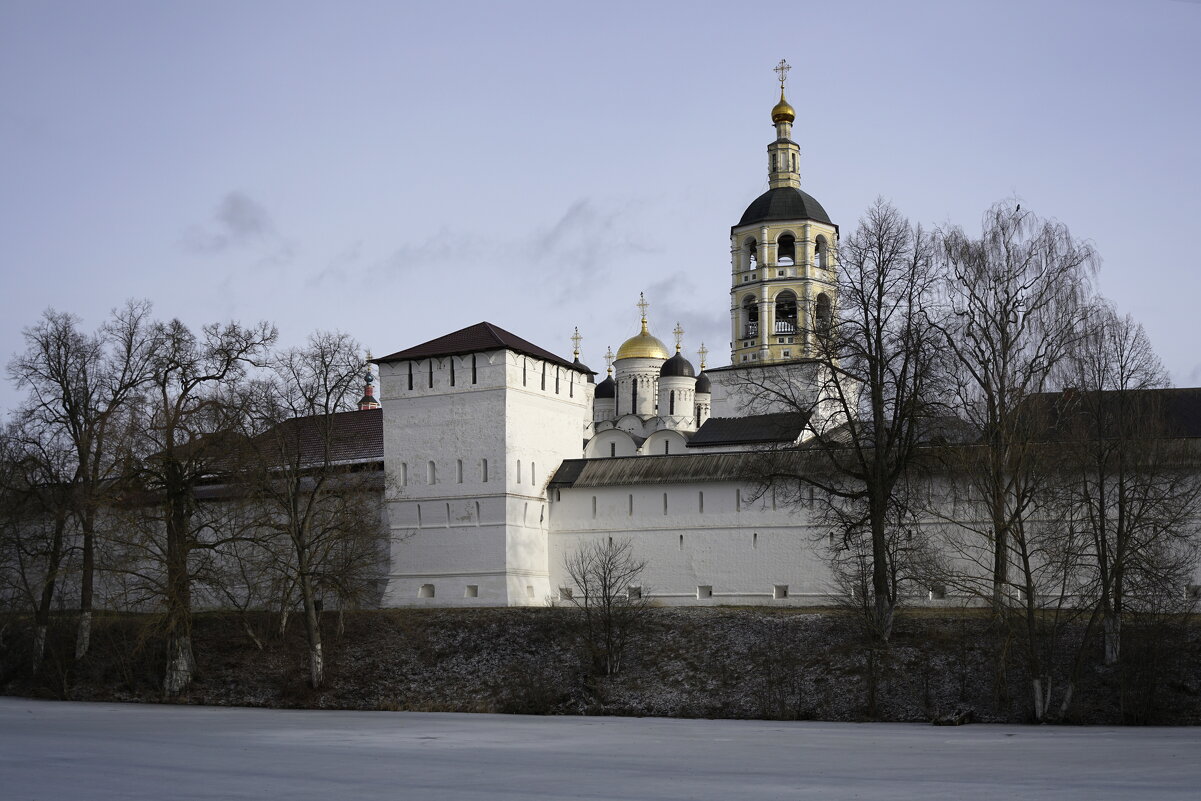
[673,322,685,353]
[774,58,790,89]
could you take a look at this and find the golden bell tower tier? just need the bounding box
[729,59,839,366]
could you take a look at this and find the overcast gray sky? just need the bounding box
[2,0,1199,413]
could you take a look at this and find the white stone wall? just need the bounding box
[548,479,834,605]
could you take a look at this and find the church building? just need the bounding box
[368,63,848,606]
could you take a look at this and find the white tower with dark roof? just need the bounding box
[373,322,593,606]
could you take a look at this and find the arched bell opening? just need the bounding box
[815,292,832,338]
[744,237,758,270]
[777,234,795,266]
[814,235,829,271]
[741,295,759,338]
[774,290,797,335]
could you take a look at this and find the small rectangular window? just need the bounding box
[418,583,435,598]
[465,585,479,598]
[773,584,788,600]
[401,463,408,486]
[592,496,597,518]
[610,443,616,457]
[697,585,712,599]
[736,488,742,512]
[628,494,633,516]
[627,586,642,601]
[456,459,463,483]
[662,492,668,515]
[698,491,704,513]
[481,458,489,483]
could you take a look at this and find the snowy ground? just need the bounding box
[1,698,1198,801]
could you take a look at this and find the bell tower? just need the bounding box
[729,60,839,366]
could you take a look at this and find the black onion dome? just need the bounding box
[737,187,832,228]
[573,357,595,383]
[594,375,615,398]
[695,372,711,394]
[660,352,695,378]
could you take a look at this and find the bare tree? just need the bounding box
[7,301,158,659]
[234,331,381,689]
[0,417,80,671]
[935,202,1097,611]
[1054,306,1201,666]
[934,202,1100,721]
[742,199,943,641]
[562,537,649,677]
[125,317,276,695]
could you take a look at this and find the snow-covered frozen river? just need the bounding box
[1,698,1198,800]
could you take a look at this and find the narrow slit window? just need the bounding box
[407,363,413,391]
[450,358,456,386]
[662,492,668,515]
[523,358,527,386]
[698,491,704,513]
[481,458,489,483]
[628,494,633,516]
[456,459,463,483]
[541,363,546,391]
[427,461,436,485]
[610,443,616,458]
[471,354,477,384]
[401,462,408,486]
[428,361,433,388]
[555,368,560,394]
[592,496,597,518]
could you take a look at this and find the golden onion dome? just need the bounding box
[771,88,795,124]
[615,319,670,361]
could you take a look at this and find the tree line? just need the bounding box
[741,198,1201,722]
[0,305,380,694]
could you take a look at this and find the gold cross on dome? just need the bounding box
[571,326,582,358]
[673,322,685,352]
[697,343,708,371]
[774,59,790,89]
[636,292,649,321]
[604,346,615,374]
